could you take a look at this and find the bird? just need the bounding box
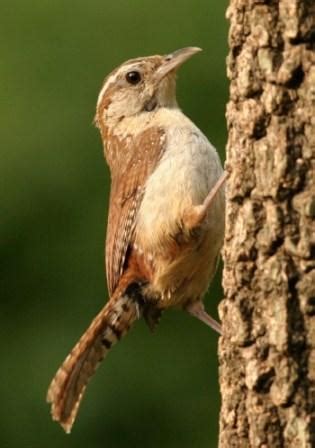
[47,46,226,433]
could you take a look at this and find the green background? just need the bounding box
[1,1,228,447]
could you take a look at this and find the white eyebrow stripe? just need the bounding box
[96,62,144,107]
[97,73,117,106]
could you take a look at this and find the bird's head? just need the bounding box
[95,47,202,129]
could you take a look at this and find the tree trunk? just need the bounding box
[219,1,315,447]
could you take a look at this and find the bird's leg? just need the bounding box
[199,170,228,220]
[142,303,163,332]
[183,171,228,230]
[185,300,222,335]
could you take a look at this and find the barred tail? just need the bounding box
[46,291,140,433]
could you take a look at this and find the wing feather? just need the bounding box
[105,127,166,295]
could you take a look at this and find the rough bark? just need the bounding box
[219,1,315,447]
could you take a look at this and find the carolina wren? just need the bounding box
[47,47,226,433]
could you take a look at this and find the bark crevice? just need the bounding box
[219,1,315,446]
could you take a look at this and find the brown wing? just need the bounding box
[105,127,166,295]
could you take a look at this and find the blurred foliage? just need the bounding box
[0,1,228,447]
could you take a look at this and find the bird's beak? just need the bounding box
[155,47,202,82]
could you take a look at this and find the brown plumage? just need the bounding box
[47,285,141,433]
[105,127,166,295]
[47,47,225,433]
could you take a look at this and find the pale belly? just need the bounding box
[145,224,223,308]
[135,114,225,308]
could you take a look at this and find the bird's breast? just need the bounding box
[134,113,224,306]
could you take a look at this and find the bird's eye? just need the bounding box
[125,71,141,85]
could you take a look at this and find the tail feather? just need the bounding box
[47,292,140,433]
